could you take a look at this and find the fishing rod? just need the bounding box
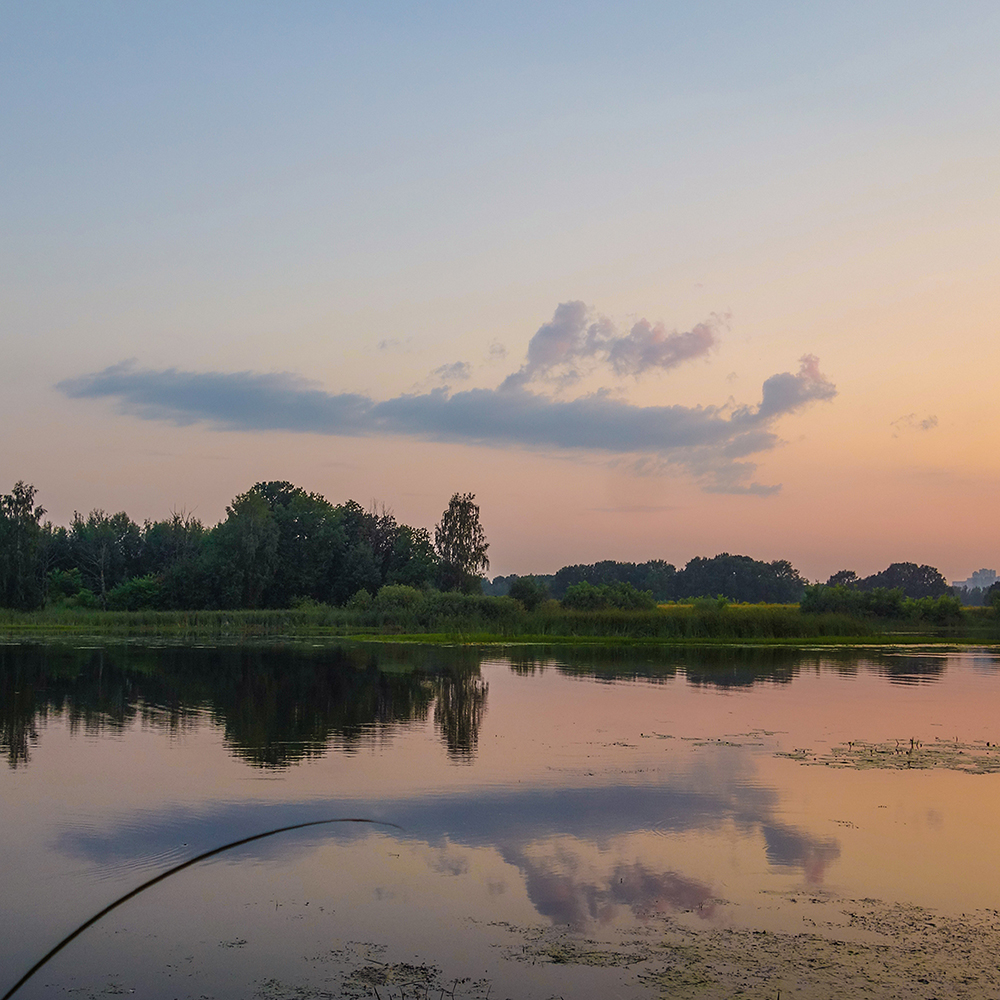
[2,816,401,1000]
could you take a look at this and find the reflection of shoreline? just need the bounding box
[0,642,488,767]
[505,644,967,687]
[3,641,981,770]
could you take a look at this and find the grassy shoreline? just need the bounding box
[2,603,997,647]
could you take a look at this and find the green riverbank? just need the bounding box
[2,602,997,646]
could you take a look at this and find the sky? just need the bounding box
[3,1,999,583]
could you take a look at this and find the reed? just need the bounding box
[0,599,880,642]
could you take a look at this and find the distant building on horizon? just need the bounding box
[952,568,998,590]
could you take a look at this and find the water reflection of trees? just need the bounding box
[0,642,487,769]
[433,671,488,762]
[500,644,961,689]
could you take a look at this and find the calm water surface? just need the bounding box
[3,641,1000,999]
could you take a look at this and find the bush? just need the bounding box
[562,581,657,611]
[508,575,547,611]
[375,584,425,611]
[346,588,373,610]
[47,568,84,604]
[106,575,164,611]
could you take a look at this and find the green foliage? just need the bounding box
[823,562,952,599]
[902,594,963,625]
[0,482,48,610]
[562,581,656,611]
[140,512,205,576]
[548,554,805,603]
[346,588,373,610]
[508,575,548,611]
[209,488,280,608]
[551,559,676,600]
[47,567,84,603]
[801,584,900,617]
[435,493,490,593]
[106,574,164,611]
[69,508,143,608]
[375,584,425,611]
[857,561,952,598]
[65,587,100,609]
[802,584,964,626]
[675,554,806,603]
[386,525,439,588]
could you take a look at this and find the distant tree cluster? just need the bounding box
[822,562,952,599]
[0,481,489,612]
[490,553,808,605]
[801,562,960,622]
[954,585,989,608]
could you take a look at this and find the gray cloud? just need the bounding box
[428,361,473,383]
[730,355,837,426]
[500,301,724,390]
[57,328,835,495]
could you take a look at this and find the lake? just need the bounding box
[3,640,1000,999]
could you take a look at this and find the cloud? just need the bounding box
[499,301,724,390]
[57,310,836,496]
[891,413,939,437]
[428,361,473,383]
[730,354,837,425]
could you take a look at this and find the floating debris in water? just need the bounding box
[777,736,1000,773]
[490,897,1000,999]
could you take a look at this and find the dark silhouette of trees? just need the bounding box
[211,488,281,608]
[0,480,447,611]
[508,575,548,610]
[551,559,676,599]
[673,554,807,603]
[0,482,48,610]
[855,562,951,598]
[435,492,490,593]
[69,509,143,608]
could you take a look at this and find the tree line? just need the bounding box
[0,481,489,611]
[0,478,975,615]
[489,554,808,605]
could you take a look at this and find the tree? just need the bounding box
[674,553,807,603]
[0,482,48,610]
[69,509,143,608]
[434,493,490,593]
[508,575,547,610]
[386,524,439,589]
[858,562,951,599]
[209,490,280,608]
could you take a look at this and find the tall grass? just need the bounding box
[0,594,882,642]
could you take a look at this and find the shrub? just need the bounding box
[346,588,373,610]
[508,575,548,611]
[106,574,164,611]
[375,584,425,611]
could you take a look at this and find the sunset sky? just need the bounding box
[4,2,999,582]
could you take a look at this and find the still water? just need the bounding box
[3,641,1000,999]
